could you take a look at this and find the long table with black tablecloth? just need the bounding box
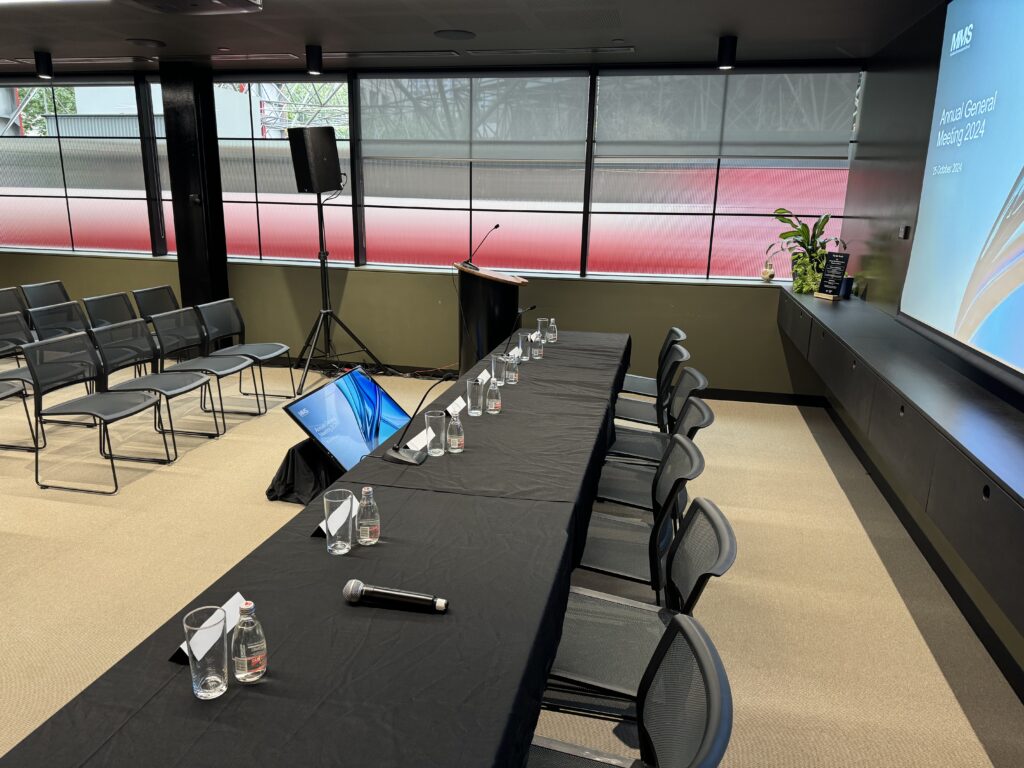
[1,331,630,768]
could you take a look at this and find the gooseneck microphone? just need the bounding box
[343,579,448,613]
[462,223,500,271]
[383,373,458,465]
[503,304,538,354]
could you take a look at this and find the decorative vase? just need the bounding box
[760,258,775,283]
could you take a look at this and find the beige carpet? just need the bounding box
[1,373,1020,765]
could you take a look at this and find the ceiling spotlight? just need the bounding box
[126,38,166,48]
[434,29,475,41]
[217,47,231,52]
[306,44,322,75]
[717,34,737,70]
[34,50,52,80]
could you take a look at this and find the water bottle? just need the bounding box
[357,486,380,545]
[485,378,502,414]
[231,600,267,683]
[447,412,465,453]
[548,317,558,343]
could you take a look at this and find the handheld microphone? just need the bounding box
[503,304,538,354]
[383,373,458,465]
[343,579,448,613]
[462,224,500,270]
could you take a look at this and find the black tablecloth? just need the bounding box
[2,332,630,768]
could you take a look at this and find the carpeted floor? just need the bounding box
[0,368,1020,765]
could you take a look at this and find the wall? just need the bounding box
[0,250,821,395]
[841,6,945,315]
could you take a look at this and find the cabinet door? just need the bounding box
[867,381,937,515]
[809,324,876,434]
[927,438,1024,636]
[777,294,813,357]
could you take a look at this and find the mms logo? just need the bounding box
[298,408,310,417]
[950,24,973,56]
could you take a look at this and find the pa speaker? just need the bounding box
[287,126,343,194]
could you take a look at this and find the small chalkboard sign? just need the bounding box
[814,252,850,301]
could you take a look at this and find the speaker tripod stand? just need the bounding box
[295,192,385,395]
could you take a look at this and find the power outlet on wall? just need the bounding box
[898,225,912,240]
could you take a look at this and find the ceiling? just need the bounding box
[0,0,947,76]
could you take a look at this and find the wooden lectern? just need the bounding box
[454,262,528,374]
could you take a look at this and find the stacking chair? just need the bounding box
[546,499,737,720]
[580,437,705,592]
[21,280,70,309]
[530,613,733,768]
[615,343,690,430]
[0,287,31,327]
[21,332,171,494]
[0,379,35,452]
[597,428,705,514]
[90,319,219,460]
[28,301,89,341]
[131,285,180,320]
[621,326,686,398]
[196,298,295,408]
[150,308,263,433]
[609,393,714,465]
[83,292,138,328]
[0,312,36,393]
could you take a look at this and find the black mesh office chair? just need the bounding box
[131,285,180,320]
[150,308,262,432]
[0,287,31,327]
[0,311,36,392]
[196,298,295,407]
[0,379,35,452]
[83,292,138,328]
[530,613,733,768]
[21,280,70,309]
[580,437,705,591]
[609,395,714,465]
[597,426,706,514]
[21,332,171,494]
[90,319,219,460]
[545,499,737,720]
[615,344,690,430]
[621,326,687,398]
[27,301,89,341]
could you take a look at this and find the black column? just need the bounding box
[158,61,228,305]
[347,71,367,267]
[134,75,167,256]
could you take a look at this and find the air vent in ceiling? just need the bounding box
[323,50,460,60]
[14,56,151,65]
[464,46,635,56]
[211,53,300,62]
[126,0,262,15]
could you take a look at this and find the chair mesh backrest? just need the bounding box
[0,287,29,322]
[0,311,33,350]
[637,615,732,768]
[650,483,690,594]
[673,396,715,443]
[22,332,102,398]
[84,292,137,328]
[21,280,70,308]
[657,327,687,369]
[196,299,244,346]
[90,319,158,374]
[665,498,737,615]
[132,285,180,319]
[28,301,89,341]
[652,435,705,510]
[657,344,691,401]
[668,368,709,432]
[150,308,204,356]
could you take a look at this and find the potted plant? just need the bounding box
[769,208,847,294]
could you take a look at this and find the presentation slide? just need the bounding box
[285,368,409,469]
[902,0,1024,374]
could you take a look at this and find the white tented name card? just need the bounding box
[171,592,245,664]
[477,368,491,385]
[406,427,435,452]
[313,494,356,538]
[530,331,541,342]
[447,396,466,417]
[510,346,522,359]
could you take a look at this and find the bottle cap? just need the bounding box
[362,486,373,495]
[240,600,255,613]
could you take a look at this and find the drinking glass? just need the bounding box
[323,488,355,555]
[504,354,519,385]
[491,354,507,386]
[425,410,446,456]
[466,379,484,416]
[518,332,532,362]
[537,318,551,345]
[183,606,228,701]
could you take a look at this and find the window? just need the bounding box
[213,81,354,261]
[590,71,860,278]
[0,82,151,253]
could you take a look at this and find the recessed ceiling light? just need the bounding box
[611,38,626,45]
[217,47,231,52]
[126,38,166,48]
[434,29,475,41]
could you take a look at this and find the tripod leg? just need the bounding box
[297,312,328,395]
[295,306,325,371]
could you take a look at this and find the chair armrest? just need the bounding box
[569,586,661,613]
[531,735,641,767]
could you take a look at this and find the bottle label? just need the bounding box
[449,435,464,450]
[234,639,267,675]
